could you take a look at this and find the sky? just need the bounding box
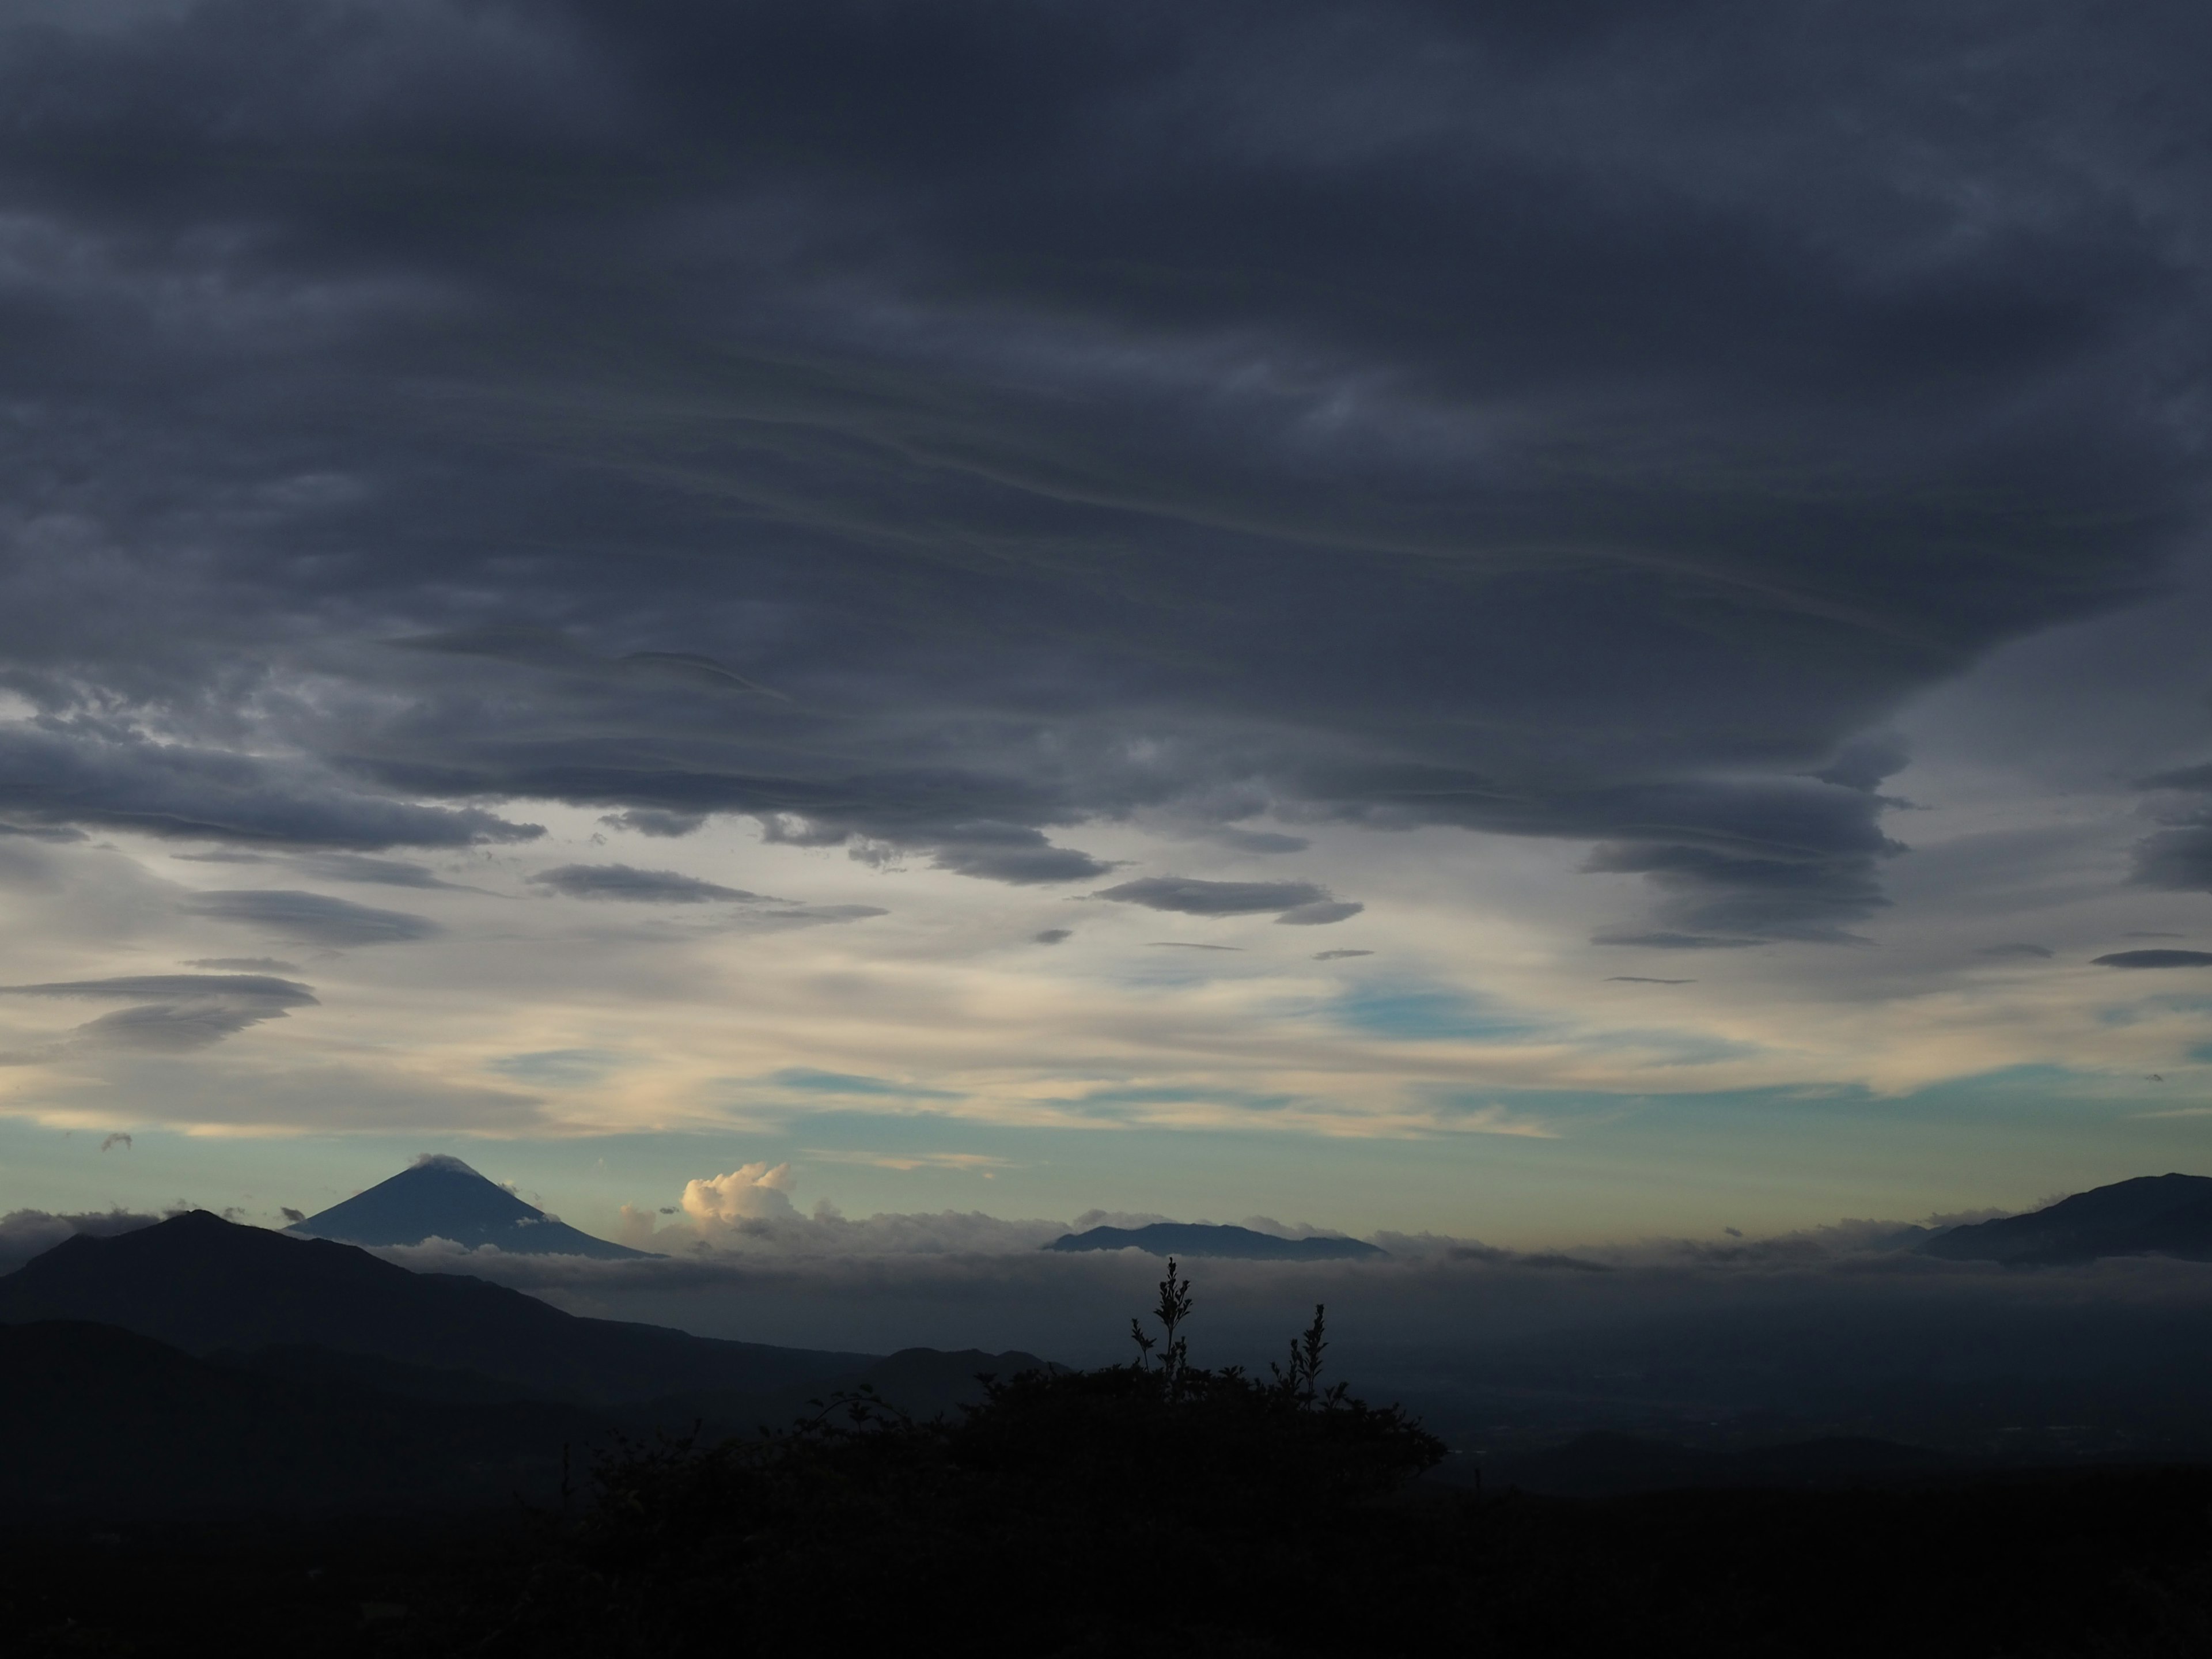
[2,0,2211,1257]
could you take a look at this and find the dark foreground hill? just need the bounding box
[1922,1173,2212,1265]
[0,1213,1050,1523]
[1047,1221,1384,1260]
[287,1156,652,1259]
[12,1367,2212,1656]
[0,1321,604,1516]
[1487,1430,1960,1497]
[0,1319,1050,1522]
[0,1212,1032,1421]
[644,1343,1054,1441]
[8,1251,2212,1654]
[0,1210,862,1404]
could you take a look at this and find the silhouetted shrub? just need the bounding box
[499,1261,1444,1654]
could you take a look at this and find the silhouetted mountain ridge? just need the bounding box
[1046,1222,1383,1260]
[1922,1173,2212,1265]
[0,1210,868,1405]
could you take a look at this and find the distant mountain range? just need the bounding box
[287,1155,651,1258]
[1046,1222,1384,1260]
[1922,1173,2212,1266]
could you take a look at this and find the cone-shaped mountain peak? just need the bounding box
[287,1156,652,1259]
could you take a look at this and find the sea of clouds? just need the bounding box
[13,1183,2212,1454]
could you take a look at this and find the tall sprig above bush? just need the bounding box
[1270,1304,1346,1410]
[1129,1256,1194,1396]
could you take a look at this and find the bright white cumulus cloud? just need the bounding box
[604,1162,1074,1257]
[680,1162,798,1226]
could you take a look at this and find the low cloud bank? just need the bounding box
[376,1221,2212,1393]
[13,1193,2212,1450]
[0,1207,162,1274]
[354,1171,2212,1455]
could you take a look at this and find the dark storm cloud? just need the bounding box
[1210,830,1310,855]
[179,890,440,945]
[2131,821,2212,892]
[524,861,887,925]
[164,846,480,892]
[2092,950,2212,969]
[1275,900,1363,926]
[1592,932,1763,951]
[0,975,316,1003]
[1313,949,1373,960]
[1977,944,2055,960]
[1033,928,1072,945]
[1097,877,1334,918]
[601,809,708,838]
[922,824,1115,885]
[528,863,765,903]
[0,728,541,849]
[0,821,85,843]
[2138,764,2212,791]
[0,1,2205,936]
[286,853,471,889]
[2130,763,2212,892]
[56,1001,290,1052]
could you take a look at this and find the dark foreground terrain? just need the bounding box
[12,1275,2212,1658]
[13,1219,2212,1655]
[9,1426,2212,1657]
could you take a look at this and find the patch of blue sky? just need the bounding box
[2189,1043,2212,1064]
[1580,1028,1769,1066]
[1455,1067,2106,1127]
[486,1049,626,1088]
[1061,1084,1300,1118]
[1330,982,1546,1043]
[2097,995,2212,1028]
[768,1068,961,1100]
[1866,1064,2154,1120]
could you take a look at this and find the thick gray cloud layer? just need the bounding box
[529,863,766,904]
[2134,767,2212,893]
[178,889,440,945]
[0,974,315,1002]
[1096,877,1332,917]
[0,726,541,849]
[0,1,2206,940]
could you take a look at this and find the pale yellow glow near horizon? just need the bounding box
[0,777,2202,1152]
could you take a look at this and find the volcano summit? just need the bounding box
[287,1156,652,1260]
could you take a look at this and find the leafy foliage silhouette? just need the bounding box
[17,1271,2212,1654]
[493,1263,1444,1653]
